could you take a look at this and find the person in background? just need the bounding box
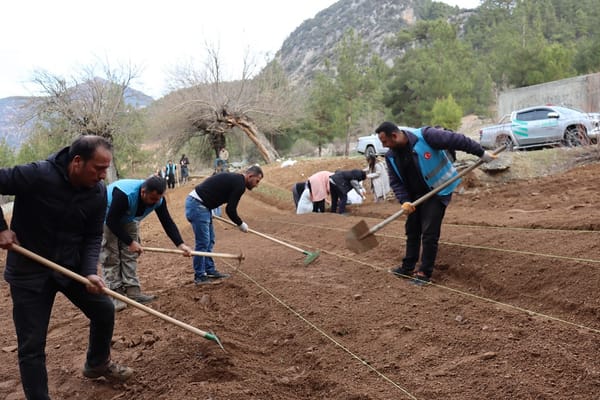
[292,181,307,208]
[365,154,391,202]
[165,160,177,189]
[329,169,367,214]
[212,147,229,175]
[100,176,192,311]
[185,165,263,285]
[0,135,133,399]
[218,147,229,164]
[307,170,333,212]
[375,122,496,285]
[154,167,166,179]
[179,154,190,184]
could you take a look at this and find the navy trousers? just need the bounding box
[402,196,447,278]
[10,278,114,400]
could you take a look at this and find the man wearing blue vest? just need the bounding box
[101,176,192,311]
[375,122,496,285]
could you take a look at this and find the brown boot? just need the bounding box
[125,286,157,303]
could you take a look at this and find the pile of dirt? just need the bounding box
[1,149,599,399]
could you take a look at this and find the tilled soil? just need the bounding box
[1,154,599,399]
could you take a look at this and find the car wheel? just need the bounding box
[495,135,514,151]
[365,146,376,157]
[562,126,589,147]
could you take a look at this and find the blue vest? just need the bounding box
[106,179,164,224]
[387,128,459,196]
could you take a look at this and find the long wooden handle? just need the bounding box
[213,215,308,254]
[10,244,219,343]
[141,246,244,260]
[361,145,507,238]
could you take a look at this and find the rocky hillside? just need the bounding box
[274,0,472,85]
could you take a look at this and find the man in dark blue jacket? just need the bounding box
[375,122,496,285]
[0,135,133,399]
[329,169,367,214]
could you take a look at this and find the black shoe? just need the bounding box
[390,266,414,279]
[83,361,133,382]
[195,275,212,285]
[410,273,431,286]
[206,270,230,279]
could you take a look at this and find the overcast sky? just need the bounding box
[0,0,480,99]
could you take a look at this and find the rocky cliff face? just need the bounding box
[275,0,419,85]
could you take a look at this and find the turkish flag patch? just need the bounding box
[424,152,432,159]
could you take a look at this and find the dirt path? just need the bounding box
[1,155,599,399]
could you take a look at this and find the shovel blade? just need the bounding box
[346,220,379,254]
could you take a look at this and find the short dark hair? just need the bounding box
[68,135,113,162]
[143,175,167,194]
[375,121,400,137]
[246,165,263,178]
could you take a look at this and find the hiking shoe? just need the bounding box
[125,286,157,303]
[195,275,212,285]
[390,266,414,279]
[410,273,431,286]
[83,361,133,382]
[206,270,230,279]
[113,298,127,312]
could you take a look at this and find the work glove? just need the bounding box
[366,173,378,179]
[480,151,497,163]
[401,202,416,215]
[238,222,249,233]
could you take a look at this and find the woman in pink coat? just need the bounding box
[307,171,333,212]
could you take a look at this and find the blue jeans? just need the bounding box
[11,279,114,400]
[185,196,216,280]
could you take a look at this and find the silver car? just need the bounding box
[479,105,598,150]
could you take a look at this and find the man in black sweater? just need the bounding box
[185,165,263,284]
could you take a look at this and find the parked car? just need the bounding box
[356,126,415,156]
[479,105,598,151]
[588,112,600,142]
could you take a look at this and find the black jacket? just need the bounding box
[0,146,107,291]
[330,169,366,194]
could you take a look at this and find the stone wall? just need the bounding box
[497,72,600,118]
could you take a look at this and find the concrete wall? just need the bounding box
[497,72,600,118]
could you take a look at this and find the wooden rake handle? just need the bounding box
[142,246,244,261]
[10,244,223,348]
[213,215,308,254]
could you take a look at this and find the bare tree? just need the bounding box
[28,63,140,181]
[158,44,297,164]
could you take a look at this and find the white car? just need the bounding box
[479,105,598,150]
[356,126,415,157]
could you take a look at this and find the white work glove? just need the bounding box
[480,151,497,163]
[366,173,378,179]
[238,222,249,233]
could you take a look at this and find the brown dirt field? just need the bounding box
[1,150,600,399]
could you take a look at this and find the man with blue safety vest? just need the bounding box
[100,176,192,311]
[375,122,496,285]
